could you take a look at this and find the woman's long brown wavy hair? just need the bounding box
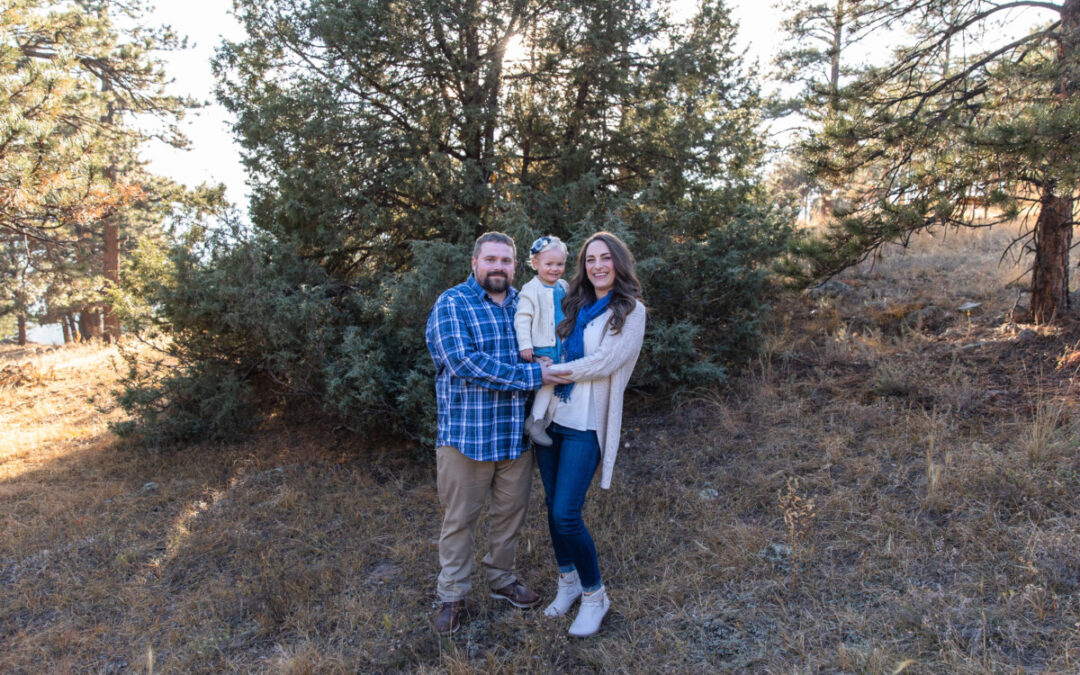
[557,231,643,338]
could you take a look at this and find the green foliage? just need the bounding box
[771,0,885,117]
[635,204,796,392]
[0,0,213,341]
[113,227,331,447]
[117,0,796,446]
[112,357,258,449]
[789,0,1080,310]
[114,226,452,447]
[320,240,459,439]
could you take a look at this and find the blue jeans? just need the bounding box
[535,423,602,591]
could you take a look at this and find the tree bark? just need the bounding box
[80,310,103,341]
[1030,0,1080,323]
[1030,189,1072,323]
[78,311,91,341]
[828,0,843,109]
[17,314,27,346]
[103,209,119,341]
[61,317,72,344]
[101,72,120,343]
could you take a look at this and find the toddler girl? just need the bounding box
[515,236,569,446]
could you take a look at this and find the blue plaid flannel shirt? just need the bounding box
[426,275,543,461]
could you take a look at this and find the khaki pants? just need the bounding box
[436,445,533,602]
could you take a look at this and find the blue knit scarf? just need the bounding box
[555,294,612,402]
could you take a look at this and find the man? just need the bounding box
[425,231,570,635]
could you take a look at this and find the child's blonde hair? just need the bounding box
[528,235,568,270]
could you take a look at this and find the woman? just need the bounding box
[535,231,646,638]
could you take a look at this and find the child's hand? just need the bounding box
[520,348,534,362]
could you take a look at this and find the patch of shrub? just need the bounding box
[112,228,459,449]
[634,204,796,394]
[112,360,258,448]
[113,201,794,448]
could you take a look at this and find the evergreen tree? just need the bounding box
[774,0,884,116]
[118,0,792,446]
[0,0,203,343]
[797,0,1077,322]
[216,0,766,260]
[771,0,886,222]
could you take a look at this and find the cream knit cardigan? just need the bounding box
[547,301,646,490]
[514,276,569,351]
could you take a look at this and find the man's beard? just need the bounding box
[479,272,509,293]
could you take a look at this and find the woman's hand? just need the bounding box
[541,362,572,385]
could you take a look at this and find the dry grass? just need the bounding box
[2,221,1080,672]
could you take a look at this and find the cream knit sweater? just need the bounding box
[515,276,569,351]
[548,301,646,489]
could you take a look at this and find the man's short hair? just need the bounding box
[472,231,516,258]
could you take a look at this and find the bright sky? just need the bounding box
[143,0,784,211]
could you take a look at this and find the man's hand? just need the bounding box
[520,348,534,362]
[541,362,572,385]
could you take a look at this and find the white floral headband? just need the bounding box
[530,235,566,257]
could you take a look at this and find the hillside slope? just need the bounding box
[1,225,1078,672]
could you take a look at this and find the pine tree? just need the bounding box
[216,0,766,262]
[771,0,887,222]
[118,0,791,445]
[215,0,774,350]
[774,0,885,115]
[0,0,201,343]
[797,0,1078,322]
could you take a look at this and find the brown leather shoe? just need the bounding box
[434,600,464,635]
[490,581,541,608]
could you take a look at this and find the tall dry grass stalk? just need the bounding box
[777,477,816,591]
[922,408,953,510]
[1022,395,1070,465]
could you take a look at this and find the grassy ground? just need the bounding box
[2,224,1079,673]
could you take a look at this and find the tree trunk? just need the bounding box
[17,314,27,346]
[78,312,91,341]
[822,2,845,221]
[61,318,72,344]
[103,212,119,341]
[101,72,121,343]
[80,310,103,341]
[66,314,80,343]
[828,0,843,110]
[1030,189,1072,323]
[1030,0,1080,323]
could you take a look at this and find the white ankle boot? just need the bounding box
[543,570,583,617]
[568,585,609,637]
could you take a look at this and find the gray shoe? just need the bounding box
[527,418,553,446]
